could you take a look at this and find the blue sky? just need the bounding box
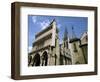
[28,15,88,52]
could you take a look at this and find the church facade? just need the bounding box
[28,19,88,66]
[28,20,60,66]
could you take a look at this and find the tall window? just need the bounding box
[73,43,77,52]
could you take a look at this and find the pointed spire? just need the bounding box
[64,27,68,41]
[71,26,76,39]
[69,26,80,43]
[63,27,69,49]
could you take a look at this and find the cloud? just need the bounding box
[40,20,50,30]
[57,24,61,29]
[32,16,37,23]
[28,46,32,53]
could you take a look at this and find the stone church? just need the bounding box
[28,19,88,66]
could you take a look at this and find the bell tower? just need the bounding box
[63,27,69,49]
[61,27,72,65]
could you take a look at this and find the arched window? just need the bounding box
[42,51,48,66]
[73,43,77,52]
[32,53,40,66]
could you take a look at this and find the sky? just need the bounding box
[28,15,88,52]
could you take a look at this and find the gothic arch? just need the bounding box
[32,53,40,66]
[42,51,48,66]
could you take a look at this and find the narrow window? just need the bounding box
[73,43,77,52]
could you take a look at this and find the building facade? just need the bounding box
[28,20,88,66]
[28,19,60,66]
